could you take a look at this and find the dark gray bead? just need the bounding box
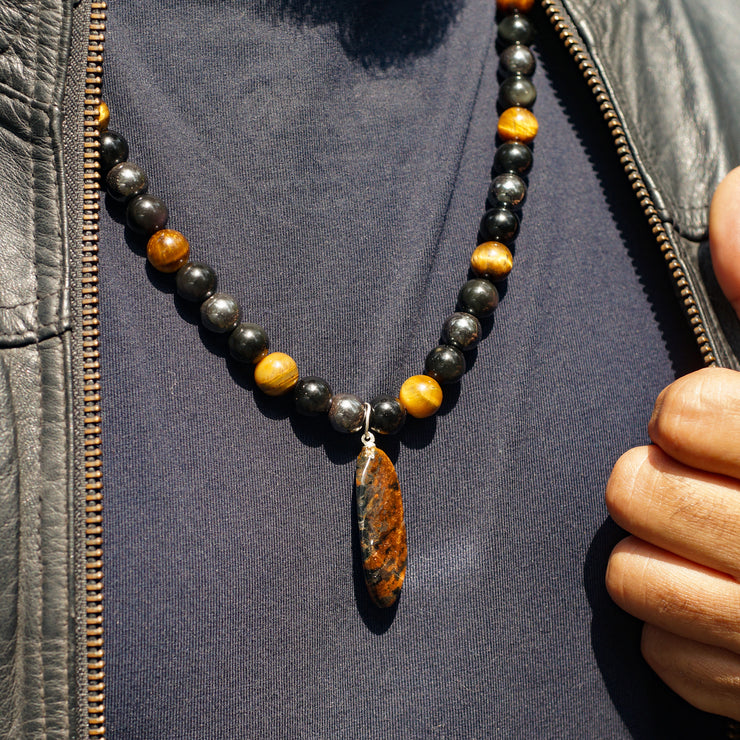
[500,44,536,77]
[442,312,482,351]
[499,75,537,109]
[480,207,519,244]
[498,13,535,45]
[176,262,217,303]
[294,377,333,416]
[492,141,533,175]
[228,323,269,364]
[126,194,169,236]
[370,395,406,435]
[106,161,148,202]
[328,393,365,433]
[488,173,527,210]
[200,293,240,333]
[99,130,128,175]
[458,279,499,318]
[424,345,466,384]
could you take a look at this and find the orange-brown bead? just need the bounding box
[399,375,443,419]
[496,0,535,12]
[254,352,299,396]
[497,107,538,144]
[471,241,513,281]
[146,229,190,273]
[97,101,110,132]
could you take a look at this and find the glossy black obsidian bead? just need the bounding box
[488,173,527,210]
[425,345,466,384]
[106,162,148,203]
[99,130,129,175]
[228,322,269,364]
[126,194,169,236]
[499,75,537,109]
[176,262,217,303]
[442,312,482,351]
[500,44,536,77]
[200,293,240,333]
[458,279,499,318]
[294,376,333,416]
[369,395,406,435]
[498,13,535,45]
[492,141,533,176]
[479,207,519,244]
[328,393,365,433]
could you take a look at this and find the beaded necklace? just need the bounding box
[97,0,539,609]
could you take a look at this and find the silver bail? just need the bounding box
[360,402,375,448]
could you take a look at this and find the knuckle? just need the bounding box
[605,536,641,607]
[605,447,650,525]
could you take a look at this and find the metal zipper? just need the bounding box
[540,0,716,366]
[82,1,107,736]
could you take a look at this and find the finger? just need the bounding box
[606,445,740,580]
[710,165,740,319]
[642,623,740,722]
[606,536,740,654]
[648,367,740,480]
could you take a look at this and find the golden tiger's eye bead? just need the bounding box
[496,0,535,12]
[399,375,443,419]
[97,101,110,132]
[146,229,190,273]
[497,107,539,144]
[254,352,299,396]
[470,241,513,281]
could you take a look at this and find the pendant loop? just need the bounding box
[361,403,375,447]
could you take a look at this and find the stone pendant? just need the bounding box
[355,445,407,608]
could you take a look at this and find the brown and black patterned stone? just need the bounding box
[355,446,407,608]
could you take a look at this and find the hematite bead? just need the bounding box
[498,13,535,45]
[458,279,499,318]
[500,44,536,77]
[127,194,169,236]
[329,393,365,433]
[492,141,533,176]
[176,262,217,303]
[228,322,269,364]
[499,76,537,109]
[99,131,128,175]
[442,312,482,351]
[425,345,466,384]
[106,161,148,203]
[488,173,527,210]
[480,207,519,244]
[370,395,406,435]
[200,292,240,333]
[293,376,333,416]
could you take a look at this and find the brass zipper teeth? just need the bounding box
[83,0,107,735]
[541,0,716,365]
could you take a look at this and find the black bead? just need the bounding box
[458,279,499,318]
[492,141,533,176]
[498,13,535,45]
[370,395,406,435]
[424,345,466,384]
[500,44,536,77]
[488,173,527,210]
[99,130,129,175]
[126,194,169,236]
[480,207,519,244]
[228,322,270,364]
[294,376,333,416]
[106,162,148,203]
[200,293,240,333]
[499,75,537,109]
[442,312,482,351]
[328,393,365,433]
[176,262,217,303]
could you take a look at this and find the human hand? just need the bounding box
[605,166,740,720]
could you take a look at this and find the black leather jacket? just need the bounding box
[0,0,737,737]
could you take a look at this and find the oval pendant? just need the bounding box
[355,446,407,608]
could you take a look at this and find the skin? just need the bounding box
[605,166,740,720]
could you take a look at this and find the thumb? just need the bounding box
[709,166,740,320]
